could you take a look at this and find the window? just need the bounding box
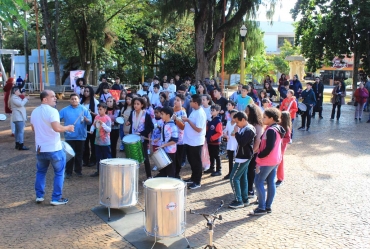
[278,37,294,48]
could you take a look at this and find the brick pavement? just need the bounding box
[0,95,370,249]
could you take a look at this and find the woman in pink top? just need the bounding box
[279,89,297,141]
[276,111,292,187]
[250,108,286,216]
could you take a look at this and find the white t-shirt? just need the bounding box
[150,92,161,107]
[224,121,238,151]
[202,106,212,121]
[82,98,99,114]
[30,104,62,152]
[183,107,206,146]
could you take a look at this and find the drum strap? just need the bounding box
[161,121,175,142]
[287,100,293,111]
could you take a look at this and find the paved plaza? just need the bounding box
[0,95,370,249]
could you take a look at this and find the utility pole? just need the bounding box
[24,9,29,82]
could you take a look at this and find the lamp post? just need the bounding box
[240,25,247,85]
[139,47,145,84]
[240,24,247,85]
[41,35,48,86]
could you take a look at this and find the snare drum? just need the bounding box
[62,141,75,162]
[144,178,186,238]
[297,102,307,115]
[151,148,172,170]
[122,134,144,163]
[116,117,124,124]
[99,158,139,208]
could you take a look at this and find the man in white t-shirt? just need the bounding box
[30,90,74,206]
[182,94,206,189]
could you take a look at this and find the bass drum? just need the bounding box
[144,177,186,238]
[99,158,139,208]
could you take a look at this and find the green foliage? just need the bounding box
[0,0,29,29]
[268,39,300,74]
[292,0,370,79]
[246,51,275,83]
[159,52,196,78]
[224,21,266,74]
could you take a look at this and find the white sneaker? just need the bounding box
[50,198,69,206]
[36,197,44,203]
[288,139,292,144]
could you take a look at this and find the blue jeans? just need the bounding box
[230,159,251,202]
[13,121,25,143]
[35,150,66,201]
[95,145,112,172]
[254,165,277,210]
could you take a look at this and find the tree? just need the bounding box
[156,0,277,81]
[268,39,300,74]
[291,0,370,90]
[39,0,62,85]
[246,51,275,83]
[0,0,29,28]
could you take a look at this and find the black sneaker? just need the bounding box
[242,200,251,207]
[266,207,272,213]
[319,116,323,119]
[65,174,72,179]
[228,200,244,209]
[183,179,193,184]
[75,172,82,177]
[275,180,283,187]
[188,183,201,189]
[90,172,99,177]
[211,171,222,176]
[248,191,255,198]
[223,174,230,180]
[367,120,370,123]
[249,208,267,216]
[298,127,305,131]
[306,127,310,131]
[204,168,215,174]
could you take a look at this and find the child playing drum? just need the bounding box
[151,107,164,171]
[89,103,112,177]
[155,107,179,178]
[126,97,154,179]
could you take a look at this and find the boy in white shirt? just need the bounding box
[150,84,161,107]
[222,109,238,180]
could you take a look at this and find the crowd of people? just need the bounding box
[2,73,370,213]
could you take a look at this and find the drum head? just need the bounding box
[62,141,75,156]
[100,158,138,166]
[122,134,141,144]
[116,117,124,124]
[298,103,307,111]
[144,177,184,189]
[0,114,6,121]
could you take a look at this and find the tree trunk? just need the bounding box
[352,48,360,96]
[40,0,61,85]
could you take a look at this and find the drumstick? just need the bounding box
[73,111,84,125]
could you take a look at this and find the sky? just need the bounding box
[256,0,298,22]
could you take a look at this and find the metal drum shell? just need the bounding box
[144,178,186,238]
[151,148,172,170]
[99,158,139,209]
[62,141,75,162]
[122,134,144,163]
